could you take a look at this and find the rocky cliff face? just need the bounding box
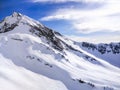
[81,42,120,54]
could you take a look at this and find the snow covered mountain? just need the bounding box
[75,42,120,67]
[0,12,120,90]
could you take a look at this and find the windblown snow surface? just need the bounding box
[0,12,120,90]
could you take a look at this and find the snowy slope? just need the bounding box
[0,12,120,90]
[0,54,67,90]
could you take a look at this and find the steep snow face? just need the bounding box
[0,54,67,90]
[0,12,120,90]
[75,42,120,67]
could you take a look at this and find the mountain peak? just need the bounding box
[0,12,63,51]
[12,12,22,17]
[0,12,45,33]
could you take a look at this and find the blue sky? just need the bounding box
[0,0,120,43]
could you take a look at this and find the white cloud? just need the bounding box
[66,35,120,43]
[40,0,120,33]
[32,0,104,3]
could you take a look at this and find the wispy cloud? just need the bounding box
[40,0,120,33]
[67,35,120,43]
[32,0,104,3]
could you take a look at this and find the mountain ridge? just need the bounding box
[74,41,120,67]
